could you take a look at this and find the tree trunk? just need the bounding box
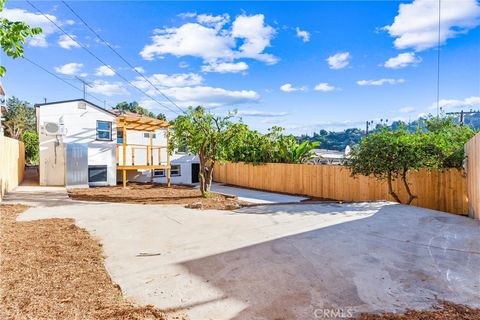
[198,153,207,197]
[387,172,402,203]
[204,161,215,194]
[401,168,417,205]
[198,153,215,197]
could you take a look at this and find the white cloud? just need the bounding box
[202,61,248,73]
[141,23,235,61]
[383,52,422,69]
[231,14,277,64]
[237,110,288,117]
[140,13,277,66]
[357,78,405,86]
[132,73,204,94]
[1,8,60,47]
[429,96,480,111]
[178,61,189,68]
[314,83,337,92]
[399,106,415,113]
[197,13,230,29]
[154,86,260,108]
[326,52,350,69]
[178,12,197,19]
[280,83,306,92]
[54,62,84,75]
[95,65,115,76]
[296,27,310,42]
[57,34,80,49]
[89,80,129,96]
[384,0,480,51]
[134,66,145,73]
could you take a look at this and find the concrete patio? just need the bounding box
[13,192,480,320]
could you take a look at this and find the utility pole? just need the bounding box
[446,110,480,126]
[75,76,93,100]
[365,120,374,134]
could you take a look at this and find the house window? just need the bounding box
[117,129,123,144]
[88,165,108,182]
[96,121,112,141]
[143,132,157,139]
[153,169,165,177]
[171,164,181,176]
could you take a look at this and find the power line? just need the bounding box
[26,0,181,116]
[61,0,186,115]
[23,56,115,108]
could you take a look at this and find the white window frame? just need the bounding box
[170,164,181,176]
[153,169,165,177]
[96,120,112,141]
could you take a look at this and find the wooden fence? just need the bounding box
[0,135,25,201]
[214,162,468,215]
[465,132,480,219]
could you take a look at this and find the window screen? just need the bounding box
[88,165,108,182]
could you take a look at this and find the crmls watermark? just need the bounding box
[313,308,354,319]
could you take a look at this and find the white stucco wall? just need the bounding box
[37,100,117,186]
[120,153,200,185]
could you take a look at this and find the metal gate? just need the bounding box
[66,143,88,187]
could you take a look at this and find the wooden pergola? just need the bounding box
[116,113,171,188]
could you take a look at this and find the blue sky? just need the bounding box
[1,0,480,134]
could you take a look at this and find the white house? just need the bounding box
[35,99,199,187]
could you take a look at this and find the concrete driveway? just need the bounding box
[14,192,480,320]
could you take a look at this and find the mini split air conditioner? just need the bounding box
[43,122,61,136]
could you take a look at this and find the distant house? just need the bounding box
[309,148,348,165]
[35,99,199,187]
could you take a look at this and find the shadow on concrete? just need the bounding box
[235,201,387,216]
[176,204,480,319]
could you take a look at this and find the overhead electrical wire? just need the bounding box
[26,0,181,116]
[61,0,186,115]
[23,56,115,109]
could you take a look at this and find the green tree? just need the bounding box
[288,139,320,163]
[345,118,476,205]
[2,97,35,139]
[1,0,42,76]
[22,130,39,164]
[115,101,166,121]
[345,127,426,204]
[225,125,319,164]
[171,106,239,196]
[423,116,476,168]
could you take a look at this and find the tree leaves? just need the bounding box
[1,1,43,76]
[345,117,476,204]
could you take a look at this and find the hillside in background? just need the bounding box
[298,113,480,151]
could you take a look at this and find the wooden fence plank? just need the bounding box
[0,136,25,201]
[214,162,468,215]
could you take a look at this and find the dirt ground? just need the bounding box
[68,183,245,210]
[0,204,185,320]
[358,301,480,319]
